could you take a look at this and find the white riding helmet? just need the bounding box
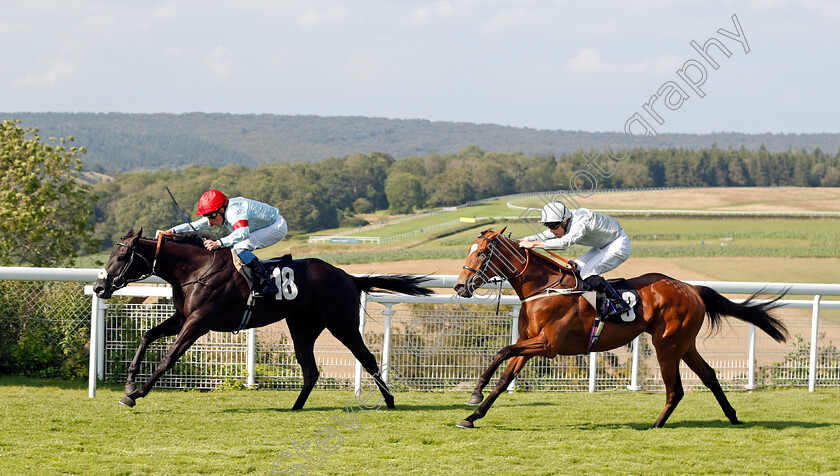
[541,202,572,223]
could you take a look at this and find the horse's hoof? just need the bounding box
[456,419,474,429]
[119,396,136,407]
[468,392,484,406]
[124,382,136,395]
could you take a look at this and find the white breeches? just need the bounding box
[232,215,288,252]
[574,230,631,279]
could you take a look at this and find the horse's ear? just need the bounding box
[127,227,135,237]
[133,228,143,244]
[499,226,507,235]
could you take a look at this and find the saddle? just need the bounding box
[540,249,639,323]
[231,251,297,300]
[580,277,640,354]
[232,252,298,332]
[589,278,640,323]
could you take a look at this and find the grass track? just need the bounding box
[2,378,838,475]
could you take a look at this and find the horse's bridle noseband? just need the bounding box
[109,232,174,289]
[112,241,155,289]
[463,233,528,284]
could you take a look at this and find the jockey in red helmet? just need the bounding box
[157,190,287,297]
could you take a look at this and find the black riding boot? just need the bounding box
[584,275,630,320]
[247,259,279,297]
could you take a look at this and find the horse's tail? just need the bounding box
[352,274,434,296]
[695,285,790,343]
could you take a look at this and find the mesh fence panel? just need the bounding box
[0,280,91,379]
[2,278,839,392]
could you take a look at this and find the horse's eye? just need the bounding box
[116,253,128,262]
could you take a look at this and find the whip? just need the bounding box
[165,186,198,232]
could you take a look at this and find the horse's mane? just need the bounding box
[493,232,574,272]
[141,232,207,248]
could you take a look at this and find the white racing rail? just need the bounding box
[72,274,840,399]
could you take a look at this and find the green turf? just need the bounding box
[2,377,838,475]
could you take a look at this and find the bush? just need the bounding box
[353,197,375,214]
[0,281,89,379]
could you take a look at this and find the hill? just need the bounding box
[5,112,839,172]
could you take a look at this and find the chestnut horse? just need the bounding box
[453,229,788,429]
[93,229,431,410]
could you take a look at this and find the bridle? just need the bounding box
[463,233,528,285]
[107,232,220,290]
[463,231,583,302]
[111,239,156,289]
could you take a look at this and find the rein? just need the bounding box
[466,232,581,303]
[113,232,221,288]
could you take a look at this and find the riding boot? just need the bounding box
[584,275,630,320]
[246,259,279,296]
[235,249,279,297]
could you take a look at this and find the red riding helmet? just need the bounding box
[196,189,228,216]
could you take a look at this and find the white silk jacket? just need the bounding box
[171,197,280,248]
[522,208,623,250]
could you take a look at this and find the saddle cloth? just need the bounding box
[584,278,641,323]
[231,251,296,299]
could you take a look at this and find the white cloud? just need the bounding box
[13,61,74,85]
[565,48,618,73]
[0,20,32,36]
[153,4,178,20]
[478,8,546,33]
[565,48,681,75]
[411,1,459,26]
[206,46,234,76]
[297,5,348,28]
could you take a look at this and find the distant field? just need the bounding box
[271,189,840,277]
[83,187,840,283]
[1,377,838,475]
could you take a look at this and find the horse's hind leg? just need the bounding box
[286,317,325,410]
[682,345,741,425]
[653,351,684,428]
[329,325,395,409]
[125,312,185,395]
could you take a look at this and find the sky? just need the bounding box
[1,0,838,134]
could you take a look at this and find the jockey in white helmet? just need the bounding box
[519,201,632,319]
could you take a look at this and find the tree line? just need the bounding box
[92,145,840,249]
[9,112,840,173]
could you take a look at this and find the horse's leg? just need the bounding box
[682,345,741,425]
[329,326,395,410]
[458,355,531,429]
[120,318,209,407]
[652,350,684,428]
[286,317,326,411]
[124,312,185,395]
[468,334,549,405]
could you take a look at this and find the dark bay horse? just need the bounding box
[93,228,431,409]
[453,229,789,429]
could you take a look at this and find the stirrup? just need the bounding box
[252,281,279,297]
[603,299,630,319]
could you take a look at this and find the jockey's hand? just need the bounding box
[155,229,171,239]
[518,240,542,249]
[203,239,222,251]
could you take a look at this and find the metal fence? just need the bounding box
[82,277,840,397]
[1,268,838,397]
